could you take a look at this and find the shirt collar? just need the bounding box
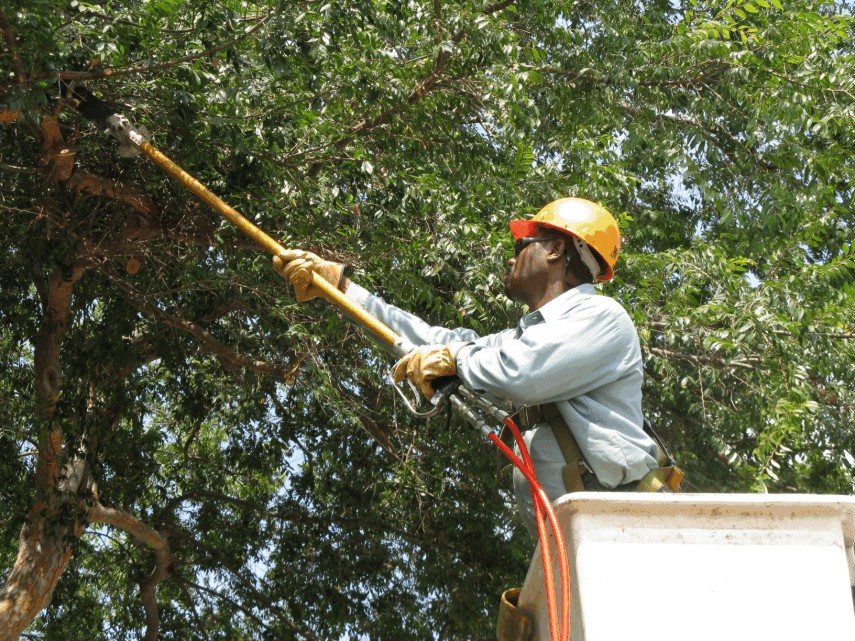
[518,283,596,329]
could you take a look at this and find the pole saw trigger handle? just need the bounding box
[389,370,461,419]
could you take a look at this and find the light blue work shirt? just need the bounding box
[346,282,659,528]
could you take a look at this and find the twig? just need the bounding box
[55,13,270,81]
[647,346,761,371]
[0,161,39,173]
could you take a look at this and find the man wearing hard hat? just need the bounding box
[275,197,679,535]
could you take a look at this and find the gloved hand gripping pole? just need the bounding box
[106,114,410,358]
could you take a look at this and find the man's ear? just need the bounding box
[545,237,567,263]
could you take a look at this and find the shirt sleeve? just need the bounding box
[346,282,481,348]
[455,300,640,405]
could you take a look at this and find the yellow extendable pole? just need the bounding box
[134,139,403,352]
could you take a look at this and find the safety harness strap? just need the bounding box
[500,403,588,492]
[511,404,684,493]
[532,404,587,493]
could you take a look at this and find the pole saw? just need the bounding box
[104,110,571,641]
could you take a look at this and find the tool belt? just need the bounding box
[499,403,684,494]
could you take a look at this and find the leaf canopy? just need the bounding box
[1,0,853,639]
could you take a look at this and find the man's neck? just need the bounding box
[527,281,572,312]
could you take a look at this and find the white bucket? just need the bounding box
[517,493,855,641]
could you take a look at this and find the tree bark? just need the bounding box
[89,504,175,641]
[0,426,77,640]
[0,264,85,640]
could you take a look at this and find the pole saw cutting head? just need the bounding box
[106,114,150,158]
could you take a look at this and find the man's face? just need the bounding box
[503,230,558,305]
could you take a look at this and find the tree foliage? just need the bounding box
[0,0,852,639]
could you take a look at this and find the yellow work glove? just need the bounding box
[272,249,347,302]
[392,342,469,400]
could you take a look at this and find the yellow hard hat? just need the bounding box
[508,197,621,281]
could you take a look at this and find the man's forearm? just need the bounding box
[345,283,480,349]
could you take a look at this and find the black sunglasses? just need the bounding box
[514,237,554,257]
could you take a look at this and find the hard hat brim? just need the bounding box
[508,219,574,240]
[508,219,615,281]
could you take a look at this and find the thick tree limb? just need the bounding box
[0,492,76,639]
[34,264,87,416]
[0,262,88,639]
[67,170,159,221]
[39,114,78,182]
[10,89,162,237]
[89,503,175,641]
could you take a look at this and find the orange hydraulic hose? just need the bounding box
[504,416,570,641]
[513,432,560,640]
[489,418,571,641]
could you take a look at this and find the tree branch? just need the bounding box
[646,346,761,371]
[0,109,23,124]
[174,574,270,628]
[290,7,510,177]
[0,262,88,638]
[162,490,269,516]
[649,320,855,340]
[105,270,304,381]
[34,263,87,417]
[484,0,518,15]
[88,503,175,641]
[618,99,782,173]
[54,13,270,81]
[174,531,325,639]
[67,170,160,220]
[0,160,39,173]
[0,9,27,84]
[39,113,78,182]
[174,562,323,641]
